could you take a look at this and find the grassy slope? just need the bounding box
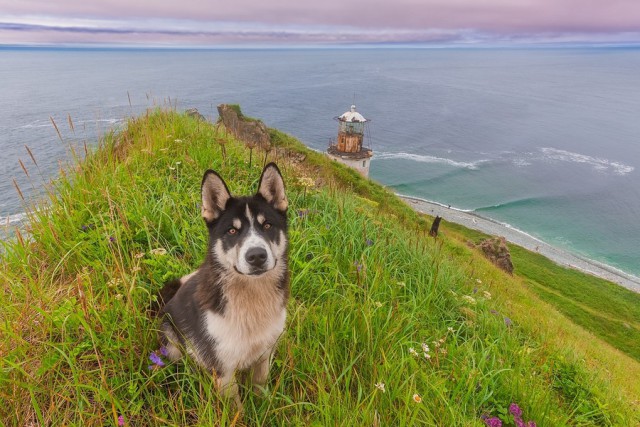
[1,110,639,426]
[443,222,640,362]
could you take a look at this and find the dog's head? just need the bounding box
[200,163,288,277]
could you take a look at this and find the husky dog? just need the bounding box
[156,163,289,405]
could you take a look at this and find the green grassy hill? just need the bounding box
[1,109,639,426]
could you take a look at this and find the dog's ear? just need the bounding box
[257,163,288,212]
[201,170,232,223]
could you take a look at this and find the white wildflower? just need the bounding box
[375,382,386,393]
[107,278,122,288]
[483,291,492,300]
[150,248,167,256]
[413,394,422,403]
[462,295,477,305]
[409,347,419,357]
[421,343,430,353]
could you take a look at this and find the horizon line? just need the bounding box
[3,42,640,50]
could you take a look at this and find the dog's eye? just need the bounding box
[227,228,237,235]
[263,223,271,230]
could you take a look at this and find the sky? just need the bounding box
[1,0,640,47]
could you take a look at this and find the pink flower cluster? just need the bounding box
[481,403,536,427]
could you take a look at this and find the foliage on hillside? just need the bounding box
[443,222,640,362]
[1,110,638,426]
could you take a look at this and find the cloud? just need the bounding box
[0,18,474,46]
[1,0,640,46]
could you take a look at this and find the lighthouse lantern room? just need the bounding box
[327,105,373,177]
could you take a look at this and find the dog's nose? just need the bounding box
[245,247,268,267]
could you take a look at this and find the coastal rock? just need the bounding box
[217,104,271,149]
[185,108,207,121]
[477,237,514,274]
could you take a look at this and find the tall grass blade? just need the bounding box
[50,116,63,143]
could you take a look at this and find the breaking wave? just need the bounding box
[375,148,634,176]
[474,197,548,213]
[540,147,634,175]
[18,120,53,129]
[18,117,122,130]
[375,151,489,169]
[0,212,29,226]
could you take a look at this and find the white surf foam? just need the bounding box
[18,120,53,129]
[18,117,123,130]
[540,147,634,175]
[0,212,29,226]
[375,151,488,169]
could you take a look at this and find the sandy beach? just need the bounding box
[400,195,640,293]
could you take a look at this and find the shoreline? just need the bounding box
[399,194,640,293]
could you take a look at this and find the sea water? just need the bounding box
[1,47,639,277]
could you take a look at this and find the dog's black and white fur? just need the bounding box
[156,163,289,405]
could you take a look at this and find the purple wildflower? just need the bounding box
[473,287,478,294]
[504,317,513,327]
[109,236,116,243]
[354,261,362,272]
[118,415,125,426]
[482,416,502,427]
[81,225,89,232]
[527,422,537,427]
[297,209,309,218]
[509,403,523,417]
[149,351,165,368]
[365,238,374,246]
[159,345,169,357]
[490,309,499,315]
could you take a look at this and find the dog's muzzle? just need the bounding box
[246,247,268,267]
[243,247,270,275]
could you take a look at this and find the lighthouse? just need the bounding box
[327,105,373,177]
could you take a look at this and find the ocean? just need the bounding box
[1,47,639,278]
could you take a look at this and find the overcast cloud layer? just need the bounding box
[2,0,640,47]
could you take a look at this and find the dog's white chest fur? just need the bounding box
[203,300,286,371]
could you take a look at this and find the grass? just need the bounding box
[443,222,640,362]
[1,109,639,426]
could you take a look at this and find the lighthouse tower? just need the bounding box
[327,105,373,177]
